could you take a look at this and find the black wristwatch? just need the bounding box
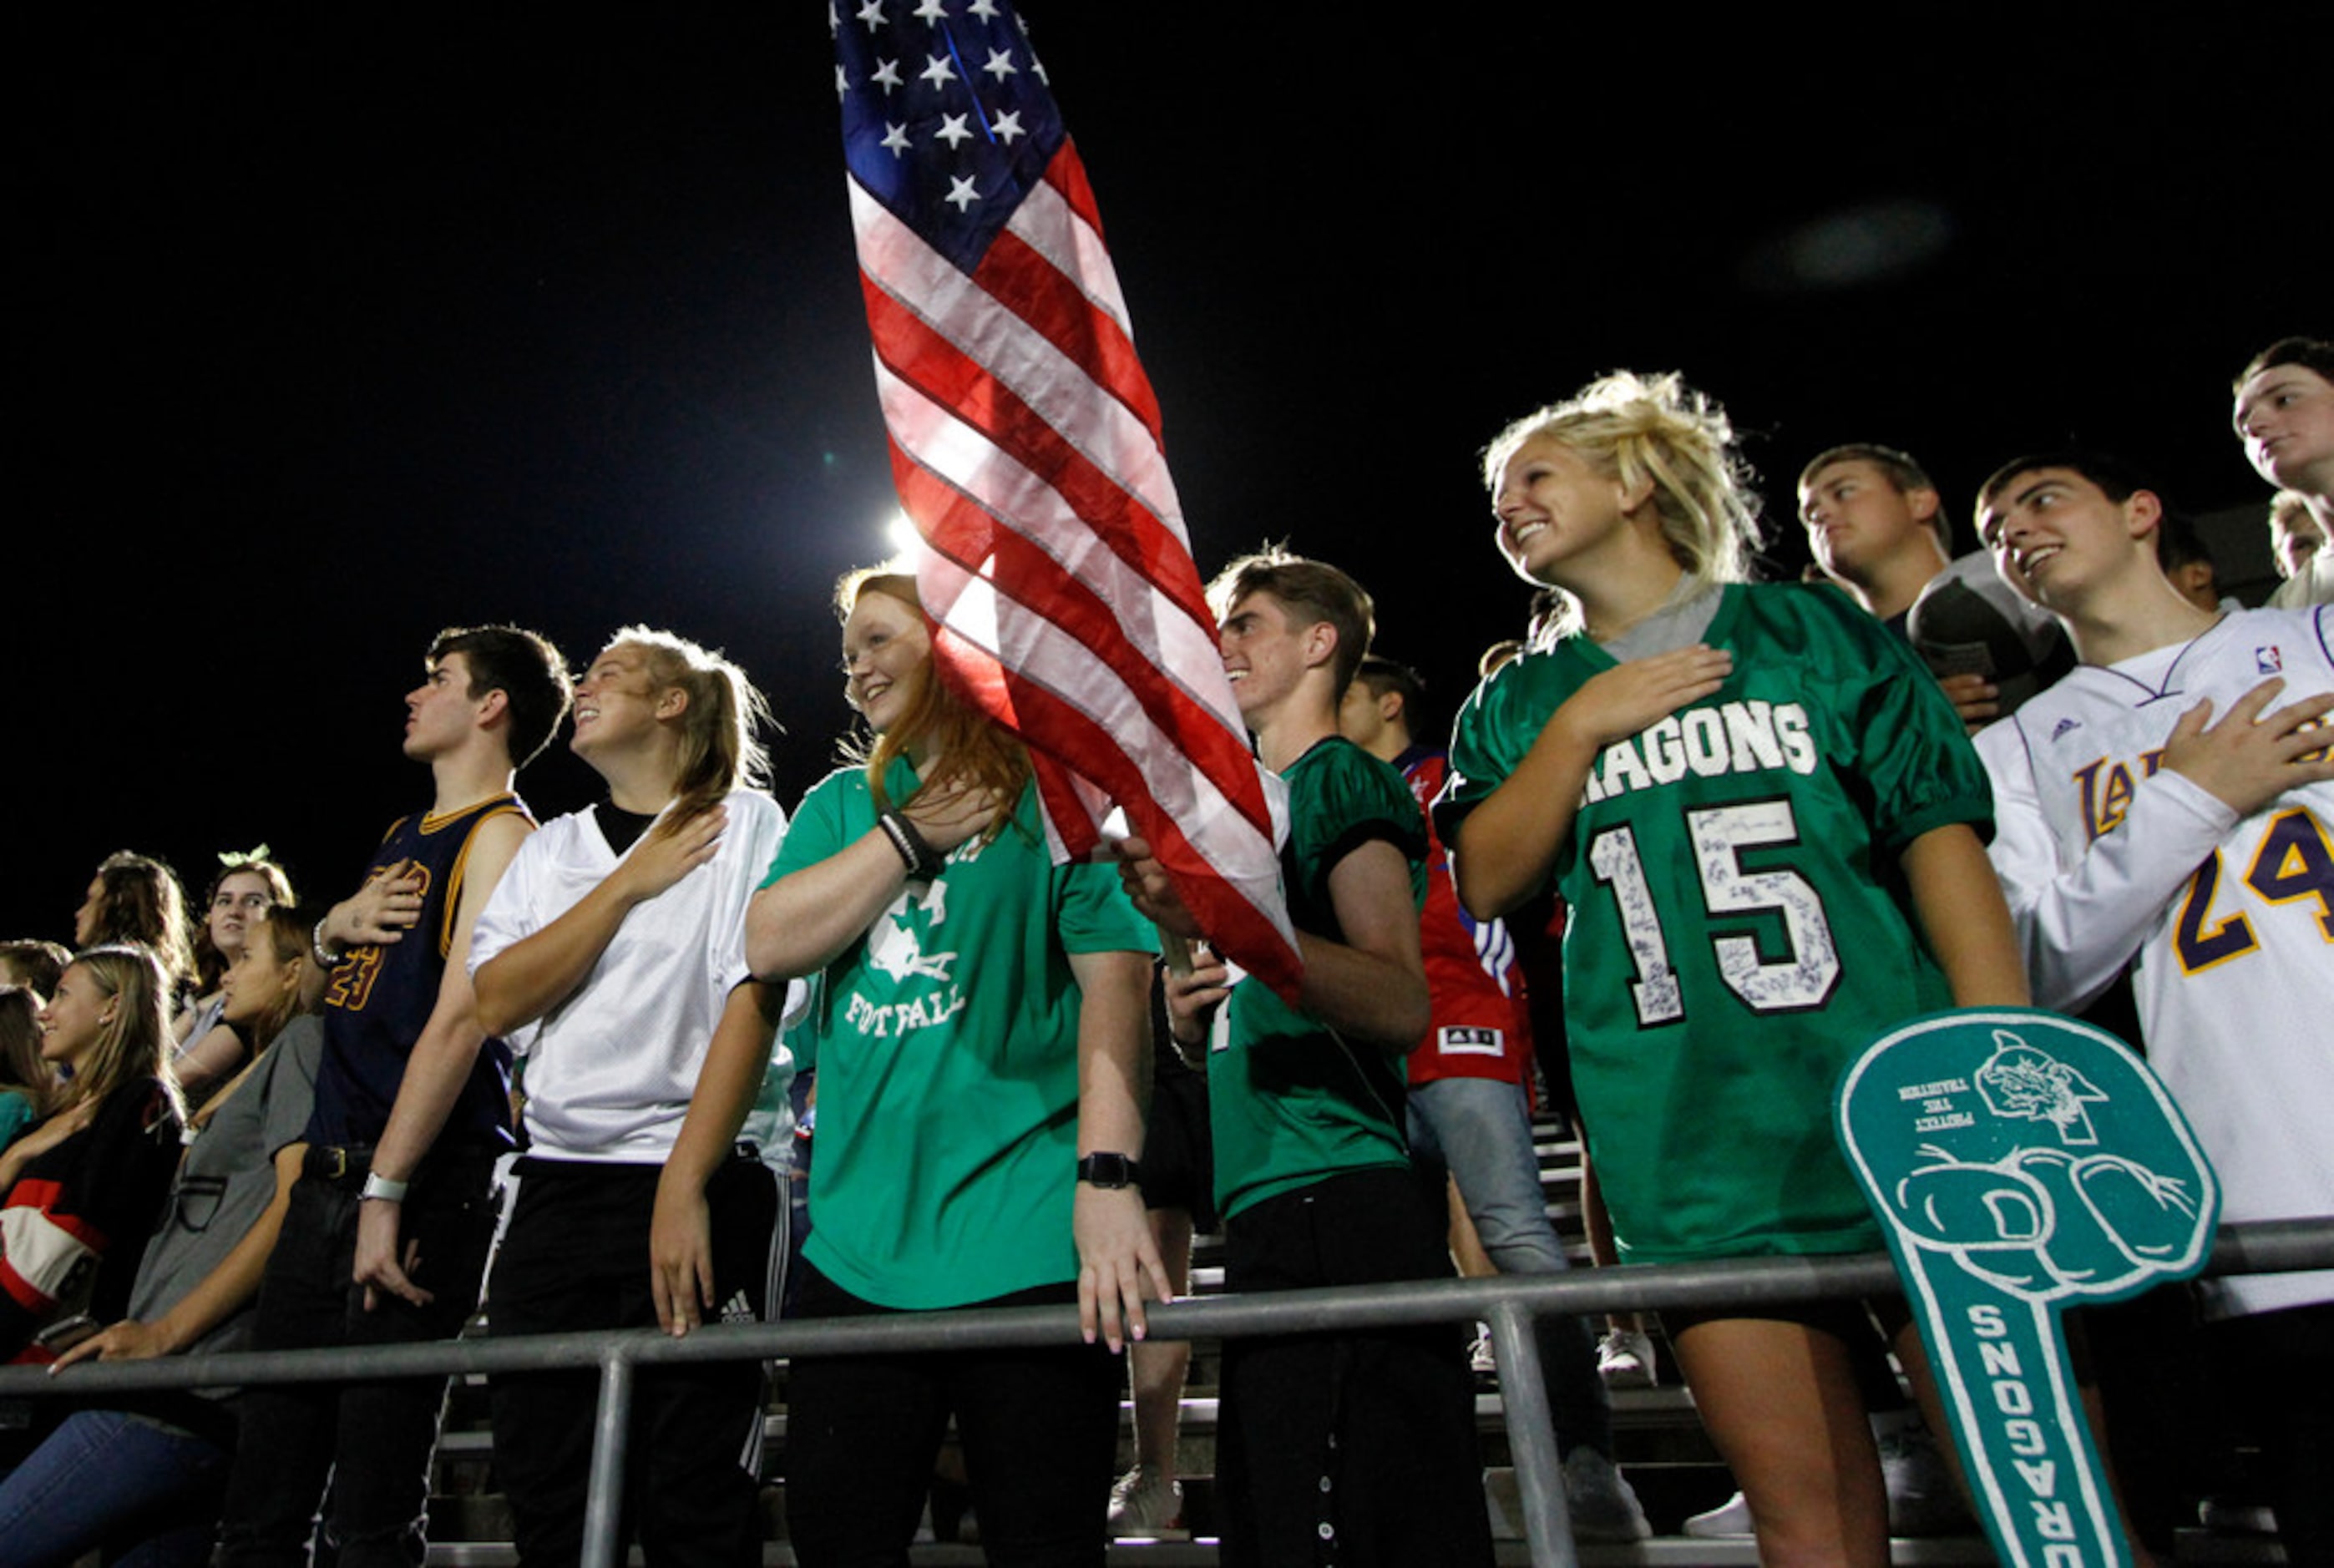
[1076,1151,1142,1189]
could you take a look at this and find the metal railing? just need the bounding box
[6,1217,2330,1568]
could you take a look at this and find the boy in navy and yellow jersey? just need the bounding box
[215,625,570,1568]
[1117,553,1491,1568]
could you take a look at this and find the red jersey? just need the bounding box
[1395,747,1533,1089]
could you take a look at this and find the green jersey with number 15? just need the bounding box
[1438,584,1992,1265]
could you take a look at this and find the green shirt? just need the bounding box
[766,763,1154,1308]
[1210,737,1428,1222]
[1439,584,1992,1263]
[0,1089,37,1159]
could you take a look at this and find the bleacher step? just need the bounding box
[421,1529,2020,1565]
[423,1535,2271,1565]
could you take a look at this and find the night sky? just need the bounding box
[13,6,2325,940]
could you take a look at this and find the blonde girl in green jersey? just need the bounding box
[1440,372,2028,1568]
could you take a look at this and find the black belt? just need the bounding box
[305,1140,512,1192]
[303,1143,375,1183]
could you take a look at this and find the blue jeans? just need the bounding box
[0,1407,231,1568]
[1409,1075,1613,1456]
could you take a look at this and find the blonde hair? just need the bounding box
[1483,370,1764,637]
[58,944,183,1125]
[604,626,775,818]
[837,570,1030,835]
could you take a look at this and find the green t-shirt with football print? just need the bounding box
[767,762,1155,1309]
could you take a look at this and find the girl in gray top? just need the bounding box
[0,905,320,1568]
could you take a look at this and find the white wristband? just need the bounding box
[360,1171,409,1202]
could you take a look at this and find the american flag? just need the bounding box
[829,0,1300,998]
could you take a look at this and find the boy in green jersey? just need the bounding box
[1118,551,1491,1568]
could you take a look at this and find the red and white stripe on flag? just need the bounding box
[848,137,1301,1000]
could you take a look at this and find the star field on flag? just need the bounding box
[830,0,1302,999]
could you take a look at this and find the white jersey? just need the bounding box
[1976,606,2333,1317]
[470,788,803,1165]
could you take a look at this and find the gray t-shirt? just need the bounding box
[126,1016,323,1366]
[1599,575,1722,662]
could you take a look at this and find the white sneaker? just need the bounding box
[1562,1448,1653,1542]
[2199,1496,2278,1535]
[1878,1419,1971,1536]
[1683,1490,1754,1539]
[1596,1326,1658,1388]
[1470,1325,1499,1375]
[1106,1464,1188,1540]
